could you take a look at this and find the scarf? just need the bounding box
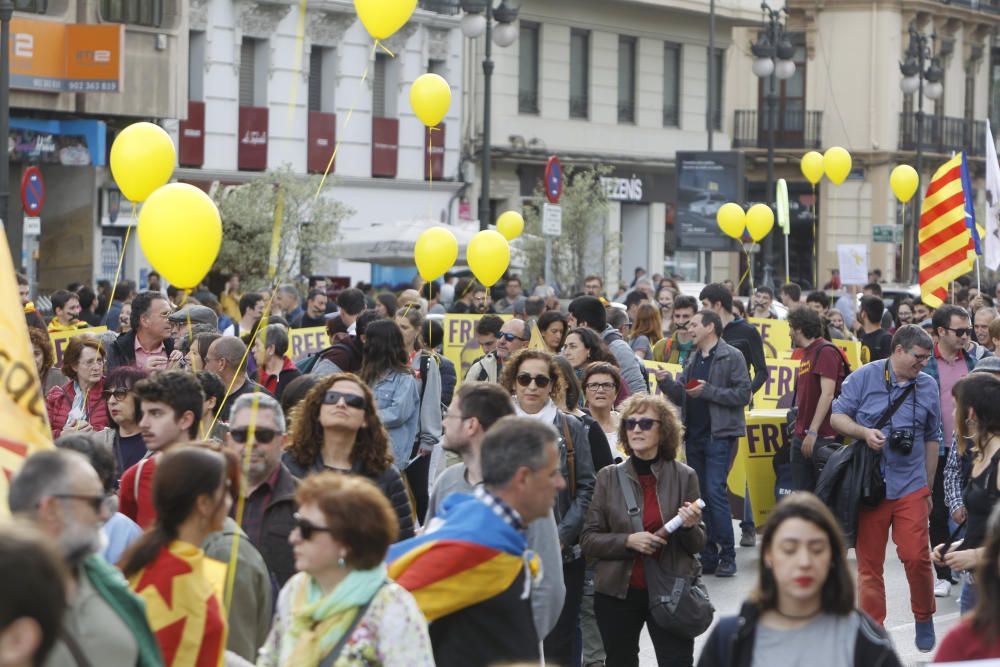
[514,398,559,425]
[282,564,387,667]
[67,381,88,423]
[82,555,164,667]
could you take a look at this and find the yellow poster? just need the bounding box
[50,326,107,367]
[643,360,684,396]
[752,358,800,409]
[287,326,329,362]
[727,409,789,526]
[747,317,791,359]
[830,338,862,372]
[444,314,510,384]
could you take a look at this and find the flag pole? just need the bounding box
[977,256,982,293]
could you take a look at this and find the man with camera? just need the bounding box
[831,324,942,653]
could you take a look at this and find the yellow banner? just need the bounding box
[752,358,800,410]
[50,326,107,367]
[287,326,328,362]
[727,409,789,526]
[830,338,862,372]
[444,314,511,383]
[0,246,53,518]
[643,360,684,396]
[747,317,791,359]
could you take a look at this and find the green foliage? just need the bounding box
[211,165,352,286]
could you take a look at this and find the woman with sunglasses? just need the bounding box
[583,362,624,453]
[282,373,415,540]
[698,494,900,667]
[259,473,433,667]
[46,334,109,438]
[500,348,596,667]
[582,393,704,667]
[104,366,150,482]
[120,447,232,667]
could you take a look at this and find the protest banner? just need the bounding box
[444,314,511,383]
[287,326,328,362]
[728,409,789,526]
[752,358,800,409]
[50,326,107,367]
[643,360,684,396]
[830,337,862,371]
[747,317,791,358]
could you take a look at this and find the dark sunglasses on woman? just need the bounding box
[102,387,130,401]
[293,513,333,541]
[624,417,661,431]
[516,373,551,388]
[322,390,367,410]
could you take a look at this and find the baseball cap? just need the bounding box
[168,305,218,329]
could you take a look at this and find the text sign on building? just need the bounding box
[600,175,645,202]
[179,101,205,168]
[543,203,562,236]
[10,19,124,93]
[872,224,902,243]
[238,107,269,171]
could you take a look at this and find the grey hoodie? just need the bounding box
[601,325,648,395]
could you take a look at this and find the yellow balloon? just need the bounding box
[824,146,852,186]
[110,122,176,203]
[354,0,417,40]
[414,226,458,281]
[410,73,451,128]
[716,202,746,240]
[496,211,524,241]
[746,204,775,242]
[890,165,919,204]
[138,183,222,289]
[467,230,510,287]
[801,151,824,185]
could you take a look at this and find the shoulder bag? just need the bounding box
[615,462,714,638]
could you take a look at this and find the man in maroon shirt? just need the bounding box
[788,307,848,491]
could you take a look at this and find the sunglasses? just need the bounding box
[624,417,661,431]
[323,390,367,410]
[516,373,551,388]
[102,387,129,401]
[293,513,333,541]
[230,428,278,444]
[585,382,616,392]
[941,326,971,338]
[52,493,108,513]
[496,332,529,342]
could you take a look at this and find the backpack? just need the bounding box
[297,340,358,375]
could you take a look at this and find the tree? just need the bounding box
[521,164,614,295]
[211,165,353,286]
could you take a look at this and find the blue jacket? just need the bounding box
[372,370,421,469]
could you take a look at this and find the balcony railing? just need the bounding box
[898,113,987,157]
[732,109,823,149]
[570,95,588,119]
[946,0,1000,14]
[518,90,539,115]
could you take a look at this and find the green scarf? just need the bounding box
[282,564,387,667]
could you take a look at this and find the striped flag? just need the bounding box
[919,154,976,308]
[959,152,984,255]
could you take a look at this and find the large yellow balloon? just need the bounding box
[467,230,510,287]
[824,146,852,185]
[716,202,746,240]
[110,122,176,202]
[354,0,417,40]
[414,226,458,281]
[745,204,775,242]
[410,73,451,128]
[496,211,524,241]
[138,183,222,289]
[801,151,824,185]
[890,165,919,204]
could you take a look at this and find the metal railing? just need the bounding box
[570,96,588,119]
[898,112,987,156]
[732,109,823,148]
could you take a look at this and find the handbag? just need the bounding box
[615,462,714,638]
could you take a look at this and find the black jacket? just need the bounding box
[814,442,881,548]
[698,603,901,667]
[253,463,298,588]
[273,366,302,401]
[722,318,769,395]
[106,330,175,372]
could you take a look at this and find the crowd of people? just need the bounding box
[7,266,1000,667]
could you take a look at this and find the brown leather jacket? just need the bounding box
[581,457,706,599]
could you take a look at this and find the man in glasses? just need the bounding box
[464,318,529,384]
[831,324,941,652]
[9,450,160,666]
[227,393,298,587]
[922,304,978,599]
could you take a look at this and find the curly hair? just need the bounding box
[616,393,682,460]
[499,349,566,410]
[284,373,394,474]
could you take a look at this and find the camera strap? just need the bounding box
[878,361,916,430]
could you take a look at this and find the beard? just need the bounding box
[60,520,103,567]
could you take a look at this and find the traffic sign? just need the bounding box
[544,155,563,204]
[872,224,902,243]
[20,167,44,216]
[543,203,562,236]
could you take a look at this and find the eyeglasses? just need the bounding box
[907,350,931,363]
[624,417,661,431]
[102,387,129,401]
[496,332,529,343]
[230,428,278,444]
[293,513,333,541]
[516,373,551,388]
[78,358,104,368]
[51,493,108,513]
[585,382,616,392]
[322,390,367,410]
[941,326,970,338]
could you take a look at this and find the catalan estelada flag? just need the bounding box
[0,226,52,518]
[919,154,976,308]
[387,492,539,622]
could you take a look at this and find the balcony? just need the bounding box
[898,112,987,157]
[732,109,823,149]
[945,0,1000,14]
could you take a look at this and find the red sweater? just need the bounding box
[45,379,108,438]
[118,454,159,529]
[935,618,1000,662]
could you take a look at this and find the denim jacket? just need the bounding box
[372,370,421,469]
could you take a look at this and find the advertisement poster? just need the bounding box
[675,151,745,251]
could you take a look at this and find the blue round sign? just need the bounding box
[545,156,563,204]
[20,166,44,216]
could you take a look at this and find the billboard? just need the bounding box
[675,151,745,251]
[10,19,124,93]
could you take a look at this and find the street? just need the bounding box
[637,520,962,666]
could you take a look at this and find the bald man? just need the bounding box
[204,336,273,422]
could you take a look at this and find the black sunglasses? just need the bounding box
[496,332,529,342]
[624,417,661,431]
[52,493,107,513]
[102,387,129,401]
[230,428,278,444]
[293,513,333,541]
[323,390,367,410]
[516,373,551,388]
[941,326,971,338]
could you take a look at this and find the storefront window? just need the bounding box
[100,0,163,27]
[14,0,47,13]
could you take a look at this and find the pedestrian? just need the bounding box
[630,302,664,361]
[254,323,302,401]
[583,362,624,454]
[120,447,230,667]
[751,286,777,319]
[562,326,629,405]
[651,295,698,365]
[582,393,706,667]
[106,290,178,372]
[779,282,801,309]
[858,295,893,362]
[29,326,63,393]
[698,493,901,667]
[537,309,568,355]
[104,366,151,481]
[569,295,647,395]
[274,283,302,324]
[281,373,415,540]
[424,319,456,406]
[204,335,273,422]
[102,280,135,330]
[495,275,523,314]
[46,334,109,439]
[48,289,89,333]
[656,286,675,328]
[375,292,397,319]
[166,304,218,348]
[308,310,374,376]
[257,473,433,667]
[830,324,941,652]
[465,317,530,383]
[233,291,264,338]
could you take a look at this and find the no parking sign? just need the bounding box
[20,167,45,216]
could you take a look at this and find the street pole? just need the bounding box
[705,0,715,283]
[912,56,925,284]
[478,2,494,232]
[0,1,12,235]
[764,68,776,289]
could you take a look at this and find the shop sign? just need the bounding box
[10,19,124,93]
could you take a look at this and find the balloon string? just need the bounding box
[285,0,309,129]
[269,186,284,281]
[376,39,395,58]
[742,242,755,294]
[225,393,260,611]
[98,204,135,357]
[314,41,378,201]
[811,184,817,290]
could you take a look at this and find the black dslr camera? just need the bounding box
[889,429,914,456]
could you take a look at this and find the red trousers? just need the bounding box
[856,486,936,624]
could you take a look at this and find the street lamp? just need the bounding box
[0,0,13,232]
[751,3,795,289]
[460,0,522,231]
[899,23,943,282]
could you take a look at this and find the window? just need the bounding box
[570,29,589,119]
[189,32,205,102]
[373,53,388,117]
[663,42,681,127]
[429,59,447,78]
[239,39,257,107]
[618,36,637,124]
[519,22,540,114]
[14,0,46,13]
[309,49,325,113]
[100,0,163,27]
[708,47,724,131]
